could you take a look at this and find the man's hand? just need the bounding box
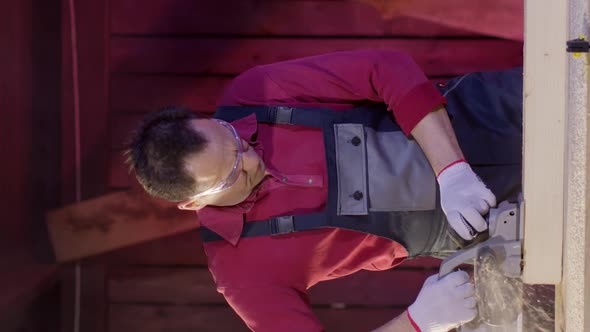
[410,107,496,240]
[408,271,477,332]
[437,161,497,240]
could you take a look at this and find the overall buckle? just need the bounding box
[269,216,295,235]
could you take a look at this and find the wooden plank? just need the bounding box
[46,189,200,262]
[109,303,402,332]
[108,267,432,306]
[522,0,566,284]
[110,38,523,76]
[357,0,524,41]
[111,0,486,36]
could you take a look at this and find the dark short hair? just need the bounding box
[124,106,208,202]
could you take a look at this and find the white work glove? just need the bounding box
[437,160,496,240]
[408,271,477,332]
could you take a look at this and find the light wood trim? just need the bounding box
[522,0,567,284]
[47,190,200,262]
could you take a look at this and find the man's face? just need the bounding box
[182,119,267,208]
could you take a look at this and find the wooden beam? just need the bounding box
[47,189,200,262]
[522,0,566,284]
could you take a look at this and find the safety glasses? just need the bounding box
[177,119,243,210]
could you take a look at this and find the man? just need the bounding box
[126,50,522,331]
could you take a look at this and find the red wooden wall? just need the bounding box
[62,1,523,331]
[1,0,61,330]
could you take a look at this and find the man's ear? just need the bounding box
[177,199,206,211]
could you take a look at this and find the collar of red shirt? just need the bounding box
[196,113,262,246]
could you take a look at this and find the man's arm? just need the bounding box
[219,49,444,136]
[411,106,497,240]
[410,106,463,175]
[222,271,477,332]
[224,286,417,332]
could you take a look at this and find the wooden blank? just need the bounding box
[46,190,200,263]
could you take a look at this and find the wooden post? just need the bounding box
[522,0,567,284]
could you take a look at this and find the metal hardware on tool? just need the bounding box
[439,194,524,331]
[439,196,522,278]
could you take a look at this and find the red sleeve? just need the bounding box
[219,49,446,135]
[220,286,324,332]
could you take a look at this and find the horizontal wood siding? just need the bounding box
[109,304,403,332]
[111,0,482,37]
[105,1,523,331]
[107,267,431,331]
[110,38,522,76]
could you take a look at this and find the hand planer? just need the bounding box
[439,194,524,331]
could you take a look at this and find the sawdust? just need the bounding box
[458,251,554,332]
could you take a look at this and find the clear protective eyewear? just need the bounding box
[177,119,244,210]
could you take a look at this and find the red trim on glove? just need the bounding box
[437,159,467,178]
[407,310,422,332]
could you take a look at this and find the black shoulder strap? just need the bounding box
[199,214,328,242]
[199,210,424,250]
[214,105,336,128]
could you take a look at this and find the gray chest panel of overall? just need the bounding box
[334,123,436,215]
[200,104,453,257]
